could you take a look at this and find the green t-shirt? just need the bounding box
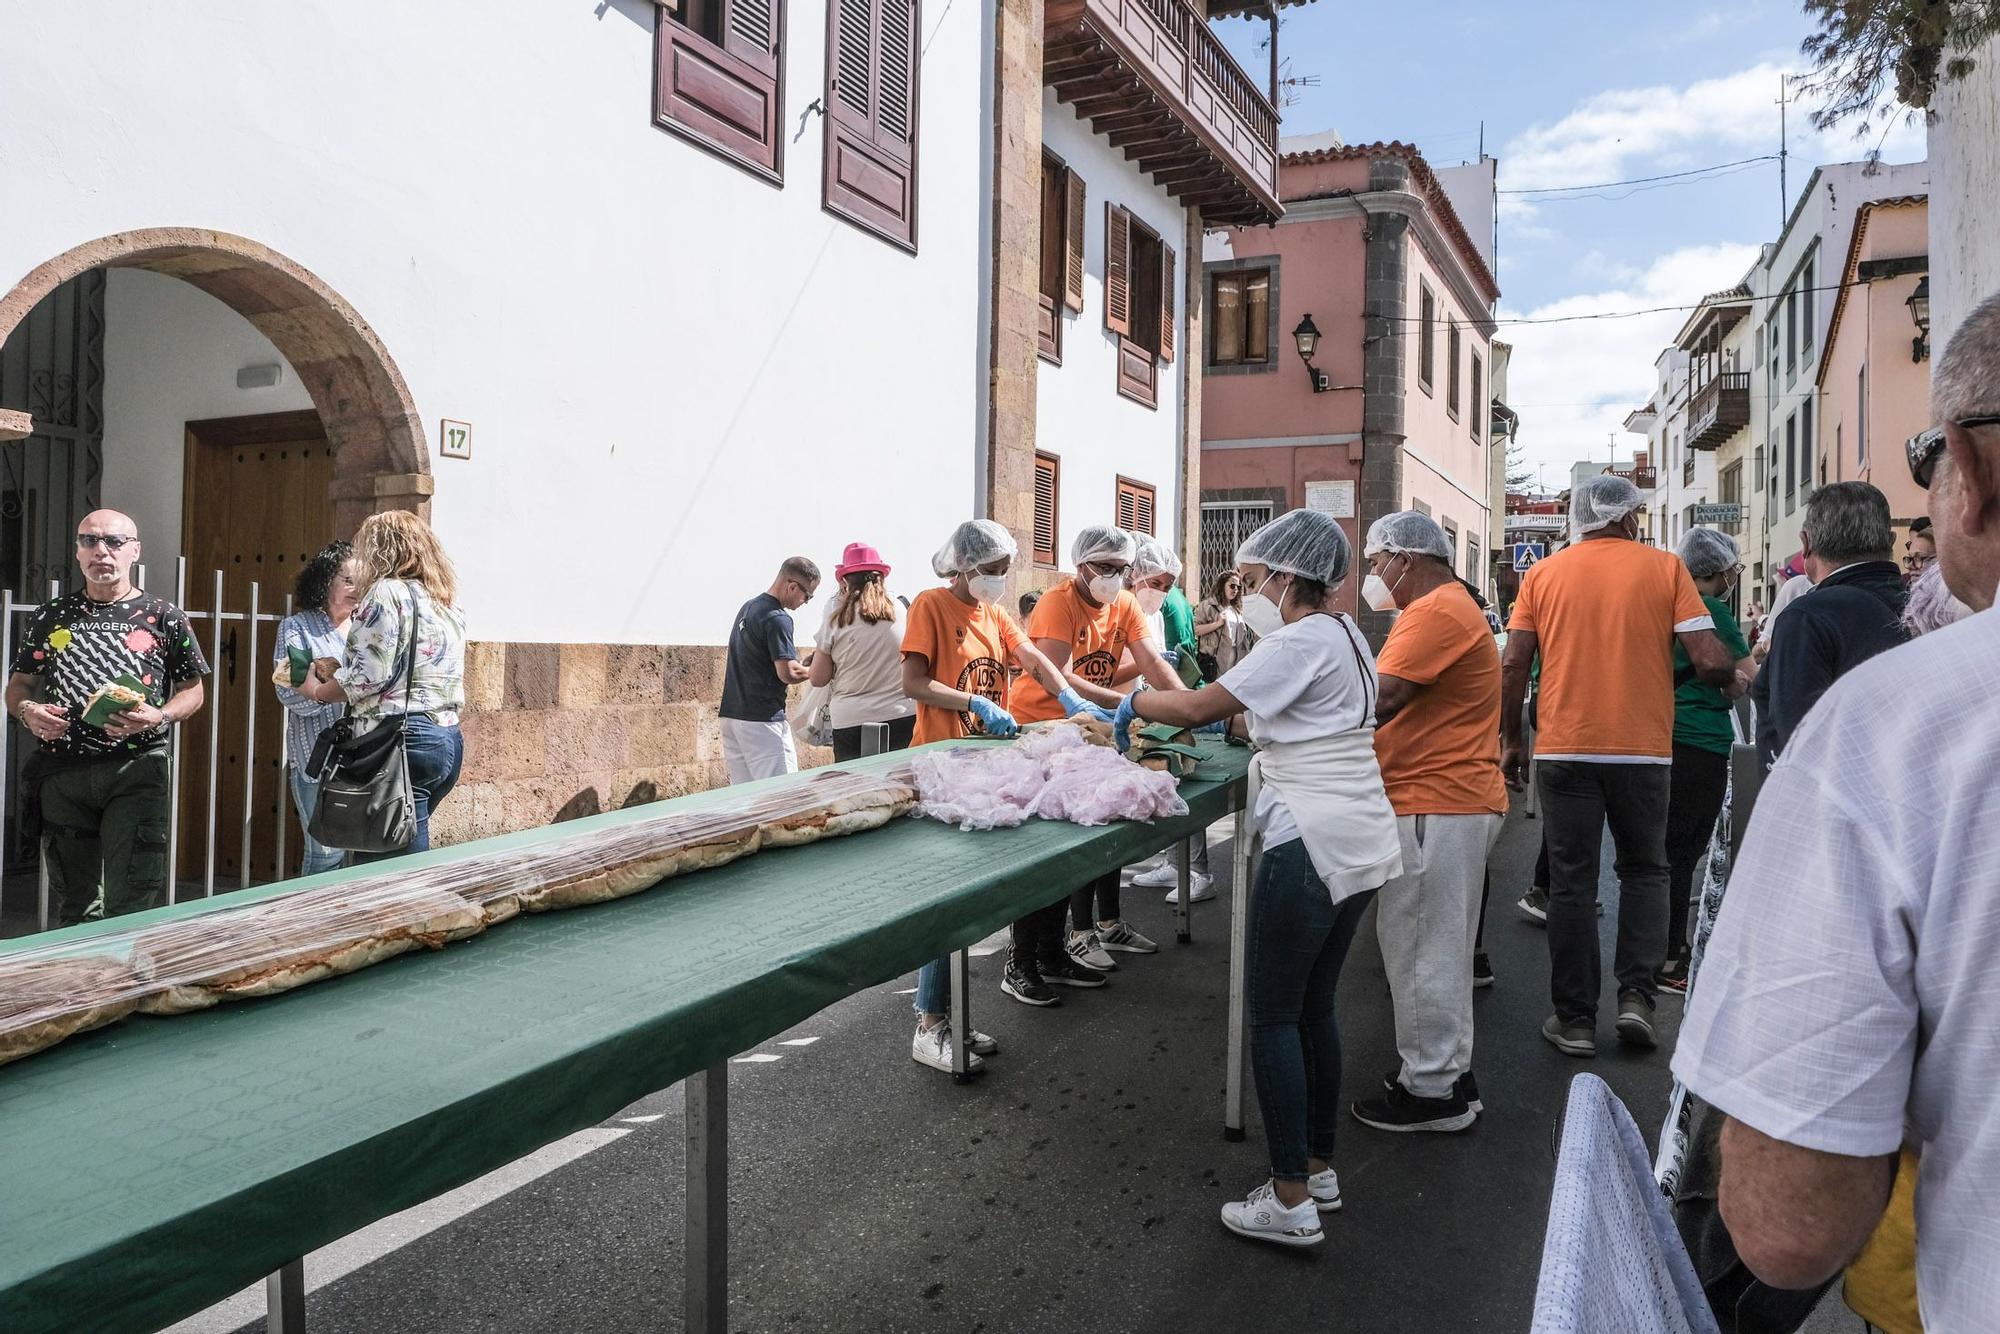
[1161,585,1196,655]
[1672,595,1751,755]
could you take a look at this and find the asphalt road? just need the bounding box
[158,809,1840,1333]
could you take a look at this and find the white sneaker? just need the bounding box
[1096,919,1159,953]
[967,1029,998,1056]
[1121,855,1167,883]
[911,1022,984,1073]
[1130,861,1180,888]
[1067,929,1117,972]
[1219,1181,1323,1248]
[1160,872,1216,903]
[1307,1167,1342,1213]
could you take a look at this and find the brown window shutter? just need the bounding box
[1135,486,1155,536]
[1104,204,1132,337]
[1116,485,1136,531]
[823,0,920,250]
[1158,242,1176,364]
[1064,169,1087,313]
[1033,453,1060,565]
[656,0,785,181]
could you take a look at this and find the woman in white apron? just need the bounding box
[1114,508,1401,1248]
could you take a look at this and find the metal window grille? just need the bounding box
[1198,502,1271,593]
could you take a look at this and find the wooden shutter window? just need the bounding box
[1212,272,1244,365]
[1104,204,1132,337]
[1038,154,1065,361]
[1033,453,1061,565]
[1159,242,1176,364]
[655,0,785,182]
[1063,170,1087,313]
[823,0,921,251]
[1116,478,1156,536]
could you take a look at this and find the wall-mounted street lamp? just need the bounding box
[1293,313,1331,392]
[1908,275,1930,363]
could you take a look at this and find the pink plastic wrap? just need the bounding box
[910,723,1189,831]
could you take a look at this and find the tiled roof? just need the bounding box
[1818,194,1929,389]
[1281,140,1500,304]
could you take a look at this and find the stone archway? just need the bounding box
[0,228,430,534]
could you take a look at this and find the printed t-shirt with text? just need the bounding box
[902,588,1026,744]
[1010,578,1150,723]
[1373,583,1507,815]
[1507,539,1713,761]
[12,591,210,756]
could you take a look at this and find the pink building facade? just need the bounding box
[1199,142,1500,638]
[1817,196,1931,538]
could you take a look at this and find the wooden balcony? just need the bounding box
[1613,465,1657,490]
[1688,372,1751,451]
[1045,0,1281,226]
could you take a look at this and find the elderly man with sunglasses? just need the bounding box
[1673,290,2000,1327]
[3,510,209,927]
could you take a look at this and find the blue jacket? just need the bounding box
[1753,560,1907,764]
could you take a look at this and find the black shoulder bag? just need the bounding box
[306,594,420,854]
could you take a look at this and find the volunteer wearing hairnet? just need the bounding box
[1657,527,1753,990]
[897,518,1075,1070]
[1500,476,1736,1059]
[1121,537,1221,901]
[1347,511,1506,1134]
[1117,508,1401,1248]
[1010,525,1186,989]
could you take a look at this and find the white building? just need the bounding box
[1928,31,2000,352]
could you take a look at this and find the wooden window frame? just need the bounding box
[1446,319,1462,422]
[1033,452,1061,566]
[1105,204,1174,409]
[1469,352,1483,440]
[655,0,786,185]
[1115,476,1157,536]
[1206,260,1278,373]
[1037,153,1086,364]
[822,0,922,252]
[1417,282,1436,394]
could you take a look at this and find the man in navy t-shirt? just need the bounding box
[719,556,819,783]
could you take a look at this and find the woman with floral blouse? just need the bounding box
[299,510,467,860]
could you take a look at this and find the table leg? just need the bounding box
[1174,837,1193,944]
[685,1065,727,1334]
[949,947,980,1083]
[1224,808,1251,1142]
[36,848,49,935]
[265,1259,305,1333]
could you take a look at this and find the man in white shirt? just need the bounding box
[1673,290,2000,1326]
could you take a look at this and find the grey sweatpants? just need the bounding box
[1375,811,1505,1098]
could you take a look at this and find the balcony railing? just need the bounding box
[1688,372,1751,451]
[1684,453,1696,484]
[1612,466,1657,490]
[1045,0,1281,225]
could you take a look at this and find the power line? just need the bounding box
[1356,276,1872,332]
[1499,154,1780,197]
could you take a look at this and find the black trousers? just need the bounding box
[1537,760,1671,1022]
[1663,743,1730,962]
[1069,870,1122,932]
[1012,899,1070,974]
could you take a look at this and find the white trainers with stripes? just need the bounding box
[1220,1181,1324,1248]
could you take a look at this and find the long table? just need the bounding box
[0,739,1249,1334]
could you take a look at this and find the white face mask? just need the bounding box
[1361,557,1405,613]
[1133,586,1167,615]
[1085,571,1125,606]
[1240,574,1288,638]
[968,573,1006,604]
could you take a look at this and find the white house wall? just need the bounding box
[1929,33,2000,352]
[1037,93,1185,569]
[1,0,985,646]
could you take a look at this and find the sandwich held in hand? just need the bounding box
[79,675,149,728]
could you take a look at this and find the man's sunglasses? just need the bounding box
[1909,417,2000,489]
[75,534,136,551]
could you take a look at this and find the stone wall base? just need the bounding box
[428,641,831,846]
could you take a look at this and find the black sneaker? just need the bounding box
[1039,956,1108,988]
[1656,955,1689,993]
[1350,1081,1476,1133]
[1001,956,1061,1007]
[1472,951,1494,988]
[1517,885,1548,924]
[1615,990,1657,1048]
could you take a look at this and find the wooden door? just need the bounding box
[180,410,335,886]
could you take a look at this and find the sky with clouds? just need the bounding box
[1213,0,1926,488]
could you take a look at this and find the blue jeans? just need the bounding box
[914,957,949,1018]
[1247,838,1376,1182]
[288,767,347,877]
[352,716,464,865]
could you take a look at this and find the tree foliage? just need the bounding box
[1800,0,2000,131]
[1505,437,1535,490]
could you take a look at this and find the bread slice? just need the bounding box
[0,954,141,1067]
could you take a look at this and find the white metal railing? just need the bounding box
[1,557,300,935]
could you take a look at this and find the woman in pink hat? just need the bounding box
[809,542,917,760]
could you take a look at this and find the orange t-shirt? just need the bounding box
[1507,538,1714,760]
[1010,578,1152,723]
[1374,584,1507,815]
[901,588,1027,745]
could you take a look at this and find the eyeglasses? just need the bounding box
[1902,551,1937,571]
[75,533,135,551]
[1909,416,2000,489]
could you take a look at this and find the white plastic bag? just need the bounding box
[789,681,835,747]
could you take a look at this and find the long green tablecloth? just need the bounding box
[0,739,1248,1333]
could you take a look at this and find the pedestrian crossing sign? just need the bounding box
[1513,542,1545,568]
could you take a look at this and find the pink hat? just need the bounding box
[834,542,891,580]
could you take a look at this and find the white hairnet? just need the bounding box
[1676,527,1740,579]
[931,519,1018,577]
[1570,475,1644,534]
[1130,536,1183,582]
[1363,510,1453,562]
[1236,508,1352,586]
[1071,524,1136,568]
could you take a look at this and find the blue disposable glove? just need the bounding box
[1113,692,1140,753]
[967,694,1018,738]
[1057,686,1115,725]
[1194,719,1229,736]
[1159,648,1180,666]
